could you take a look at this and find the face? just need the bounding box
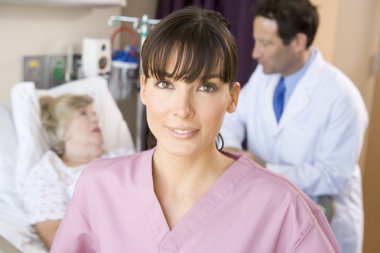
[140,62,240,158]
[64,105,103,148]
[252,16,300,76]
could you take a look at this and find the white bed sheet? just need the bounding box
[0,103,47,252]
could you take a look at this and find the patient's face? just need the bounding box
[64,105,103,148]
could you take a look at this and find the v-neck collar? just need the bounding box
[137,149,252,251]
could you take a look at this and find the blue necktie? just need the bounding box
[273,77,286,123]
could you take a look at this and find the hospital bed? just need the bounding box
[0,77,135,252]
[0,235,22,253]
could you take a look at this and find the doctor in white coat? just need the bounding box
[221,0,368,253]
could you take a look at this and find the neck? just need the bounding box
[61,144,103,167]
[282,48,312,77]
[152,146,231,197]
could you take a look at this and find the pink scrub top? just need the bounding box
[51,149,340,253]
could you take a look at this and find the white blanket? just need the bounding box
[0,103,46,252]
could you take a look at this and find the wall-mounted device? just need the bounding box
[82,38,111,78]
[23,55,65,89]
[23,54,82,89]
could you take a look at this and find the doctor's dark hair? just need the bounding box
[254,0,319,48]
[141,6,238,87]
[39,94,93,156]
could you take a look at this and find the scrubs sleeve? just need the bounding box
[50,191,95,253]
[291,219,341,253]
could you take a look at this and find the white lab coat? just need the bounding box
[221,49,368,253]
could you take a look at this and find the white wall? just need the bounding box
[310,0,379,109]
[311,0,340,62]
[0,4,123,105]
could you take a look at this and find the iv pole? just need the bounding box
[108,15,160,151]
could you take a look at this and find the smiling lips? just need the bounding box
[169,127,198,139]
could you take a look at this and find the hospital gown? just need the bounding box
[51,149,340,253]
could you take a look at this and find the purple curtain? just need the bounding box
[155,0,258,86]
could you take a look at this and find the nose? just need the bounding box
[172,89,195,119]
[91,112,99,124]
[252,43,260,60]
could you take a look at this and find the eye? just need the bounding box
[79,110,87,116]
[261,41,272,47]
[155,80,174,89]
[198,83,217,93]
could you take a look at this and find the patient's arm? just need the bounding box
[34,220,60,250]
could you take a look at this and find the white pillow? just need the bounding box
[11,77,135,189]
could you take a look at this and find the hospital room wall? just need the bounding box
[0,0,156,146]
[312,0,379,112]
[363,63,380,253]
[312,1,380,252]
[313,0,380,162]
[357,1,380,252]
[0,4,124,106]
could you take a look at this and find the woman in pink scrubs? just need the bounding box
[51,6,341,253]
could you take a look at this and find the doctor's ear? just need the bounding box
[139,75,147,105]
[291,33,308,52]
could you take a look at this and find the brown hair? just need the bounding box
[254,0,319,48]
[39,94,93,155]
[141,6,238,87]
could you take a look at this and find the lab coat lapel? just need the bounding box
[276,50,325,133]
[277,84,310,131]
[263,75,281,133]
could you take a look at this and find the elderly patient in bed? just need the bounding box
[19,94,129,250]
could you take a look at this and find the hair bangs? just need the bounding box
[146,35,226,84]
[140,7,238,149]
[142,8,237,85]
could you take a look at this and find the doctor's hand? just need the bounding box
[223,147,266,168]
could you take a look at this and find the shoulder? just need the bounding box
[78,149,153,185]
[38,150,61,163]
[234,157,338,250]
[313,50,361,95]
[88,149,151,171]
[24,150,63,181]
[104,146,136,158]
[235,156,321,218]
[68,149,154,215]
[308,50,367,112]
[237,156,297,191]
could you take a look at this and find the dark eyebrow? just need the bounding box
[163,72,221,81]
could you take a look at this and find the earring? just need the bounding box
[215,133,224,151]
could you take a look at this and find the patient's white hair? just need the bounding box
[39,94,93,155]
